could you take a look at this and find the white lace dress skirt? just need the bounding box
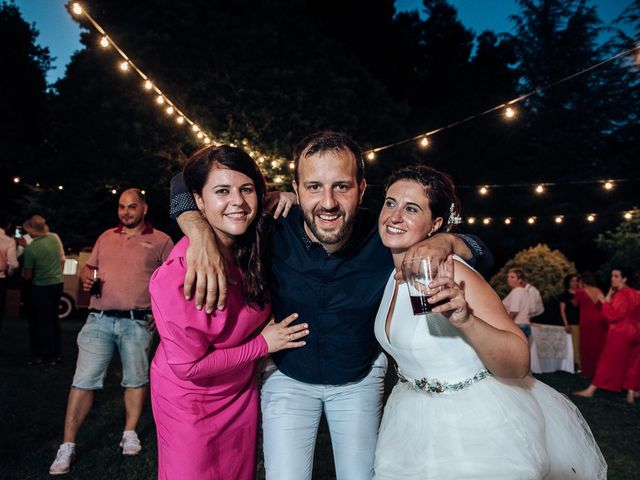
[374,374,607,480]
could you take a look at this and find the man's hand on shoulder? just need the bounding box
[178,211,230,313]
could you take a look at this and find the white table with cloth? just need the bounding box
[529,323,574,374]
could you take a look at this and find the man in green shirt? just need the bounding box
[22,214,64,365]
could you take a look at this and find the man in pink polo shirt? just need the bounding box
[50,189,174,476]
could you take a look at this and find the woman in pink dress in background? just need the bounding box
[149,145,309,479]
[573,271,606,378]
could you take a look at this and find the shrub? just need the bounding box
[490,244,576,302]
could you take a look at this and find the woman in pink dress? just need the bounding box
[574,268,640,404]
[573,271,606,378]
[149,145,309,479]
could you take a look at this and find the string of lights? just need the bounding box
[68,2,292,184]
[363,42,640,160]
[463,209,638,226]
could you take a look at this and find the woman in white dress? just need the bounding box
[373,165,606,480]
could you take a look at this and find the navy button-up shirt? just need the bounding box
[269,205,393,385]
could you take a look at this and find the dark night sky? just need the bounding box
[15,0,635,84]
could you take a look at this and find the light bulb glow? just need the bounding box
[12,177,20,183]
[604,181,614,190]
[111,189,117,195]
[504,218,512,225]
[271,161,280,169]
[58,185,64,191]
[165,106,174,115]
[504,107,516,119]
[467,217,476,225]
[100,36,109,48]
[419,136,429,147]
[587,214,596,222]
[482,218,491,225]
[257,157,265,164]
[203,137,211,144]
[367,152,375,161]
[176,116,184,124]
[479,186,489,195]
[527,217,536,224]
[72,3,82,15]
[555,215,564,224]
[119,61,129,71]
[156,95,164,104]
[274,176,284,184]
[535,184,544,194]
[192,125,199,132]
[141,190,146,195]
[196,132,204,139]
[144,80,153,90]
[624,212,633,220]
[289,162,295,170]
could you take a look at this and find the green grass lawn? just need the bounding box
[1,316,637,479]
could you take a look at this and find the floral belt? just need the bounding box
[396,365,492,394]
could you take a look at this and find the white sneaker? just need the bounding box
[49,442,76,475]
[119,430,142,455]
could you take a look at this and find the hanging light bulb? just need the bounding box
[176,116,185,124]
[144,80,153,90]
[72,3,83,15]
[274,176,284,184]
[554,215,564,224]
[196,132,204,139]
[623,211,633,221]
[165,106,174,115]
[289,162,295,170]
[479,186,489,195]
[504,106,516,119]
[203,137,211,144]
[271,160,280,169]
[586,214,596,223]
[367,152,375,161]
[527,216,536,224]
[467,217,476,225]
[100,36,109,48]
[504,218,512,225]
[482,217,491,225]
[156,95,164,104]
[141,190,146,195]
[12,177,20,184]
[58,185,64,191]
[192,125,200,132]
[111,188,117,195]
[257,157,265,164]
[419,136,429,148]
[535,184,545,194]
[119,61,129,72]
[603,181,614,191]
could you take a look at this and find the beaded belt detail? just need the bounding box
[396,366,492,394]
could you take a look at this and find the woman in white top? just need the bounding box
[373,165,606,480]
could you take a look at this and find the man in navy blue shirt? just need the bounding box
[171,131,491,479]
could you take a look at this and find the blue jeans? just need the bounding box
[72,312,153,389]
[261,353,387,480]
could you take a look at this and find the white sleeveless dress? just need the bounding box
[373,270,607,480]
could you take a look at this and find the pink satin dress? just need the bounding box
[150,238,270,479]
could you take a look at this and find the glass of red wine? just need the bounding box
[401,256,444,315]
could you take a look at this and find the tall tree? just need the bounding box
[50,0,408,246]
[0,1,51,223]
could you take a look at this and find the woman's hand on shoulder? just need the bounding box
[265,191,297,219]
[260,313,309,353]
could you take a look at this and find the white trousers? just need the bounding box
[261,353,388,480]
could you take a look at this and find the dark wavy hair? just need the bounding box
[183,145,270,308]
[385,165,461,234]
[563,274,579,290]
